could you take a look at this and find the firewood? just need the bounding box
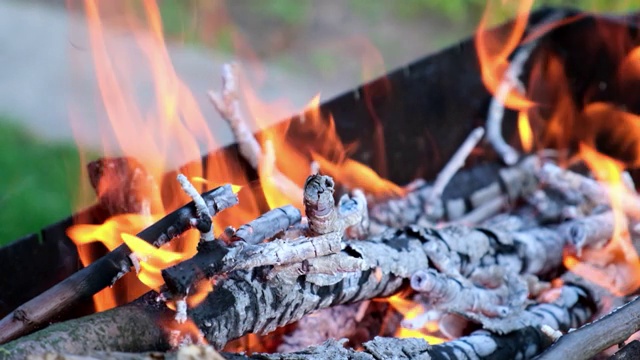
[229,284,595,360]
[161,174,365,299]
[426,127,485,205]
[231,205,302,244]
[368,155,540,232]
[0,184,239,344]
[539,162,640,218]
[1,217,576,359]
[609,340,640,360]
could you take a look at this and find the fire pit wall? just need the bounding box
[1,6,638,328]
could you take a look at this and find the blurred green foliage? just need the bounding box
[158,0,639,45]
[0,120,86,245]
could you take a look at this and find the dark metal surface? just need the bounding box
[2,7,640,325]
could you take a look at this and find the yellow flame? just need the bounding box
[518,111,533,152]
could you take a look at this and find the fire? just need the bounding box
[121,233,188,291]
[475,0,535,110]
[386,295,446,344]
[163,317,208,347]
[518,110,533,152]
[67,0,402,319]
[563,144,640,295]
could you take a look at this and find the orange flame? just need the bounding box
[475,0,535,110]
[518,110,534,152]
[68,0,404,319]
[563,144,640,295]
[387,295,446,344]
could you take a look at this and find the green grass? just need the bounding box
[0,119,86,245]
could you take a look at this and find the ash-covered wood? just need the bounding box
[539,163,640,218]
[368,155,539,232]
[232,205,302,244]
[561,211,617,255]
[218,284,594,360]
[0,185,238,344]
[209,63,302,201]
[411,267,528,323]
[0,292,172,360]
[161,174,363,298]
[303,174,367,237]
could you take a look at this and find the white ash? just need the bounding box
[175,298,188,324]
[541,324,563,342]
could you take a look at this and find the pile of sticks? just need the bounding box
[2,63,640,360]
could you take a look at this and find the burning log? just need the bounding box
[0,184,239,344]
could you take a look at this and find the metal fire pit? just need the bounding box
[2,6,639,328]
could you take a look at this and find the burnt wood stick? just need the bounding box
[609,340,640,360]
[232,205,302,244]
[162,174,365,298]
[0,185,238,345]
[536,291,640,360]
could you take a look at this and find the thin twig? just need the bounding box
[427,127,485,202]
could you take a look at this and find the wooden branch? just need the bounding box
[609,340,640,360]
[209,63,302,201]
[0,185,238,344]
[411,267,529,329]
[0,292,172,359]
[536,292,640,360]
[486,41,535,165]
[2,219,579,358]
[485,11,565,165]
